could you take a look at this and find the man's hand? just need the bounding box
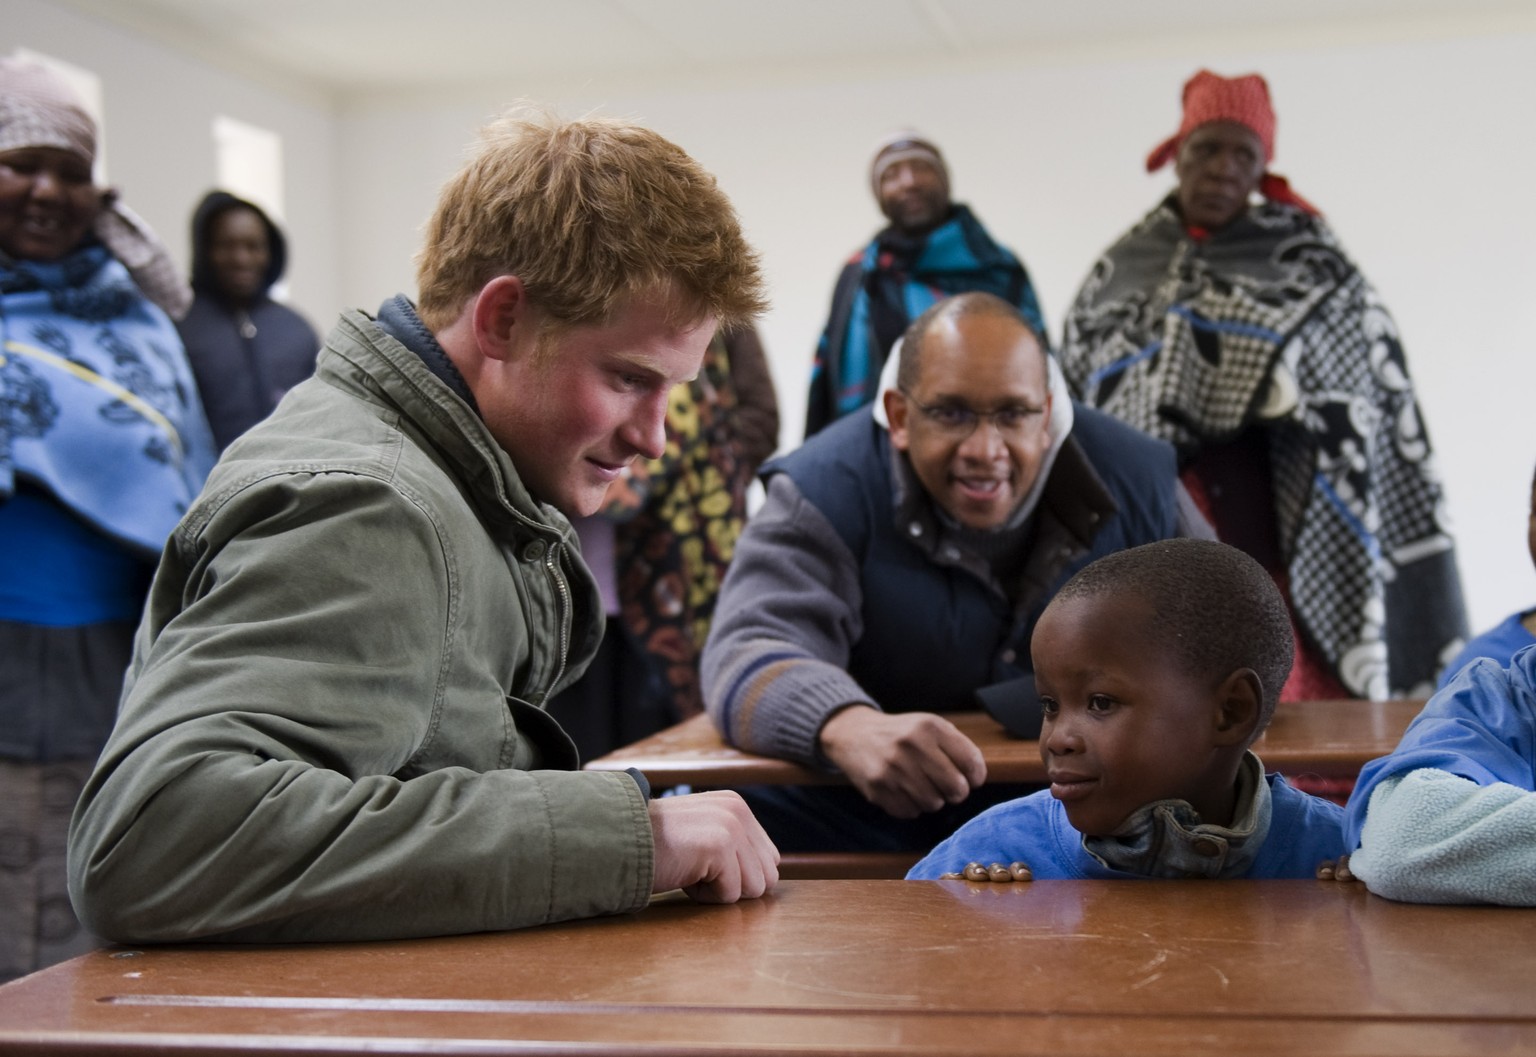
[818,706,987,819]
[649,791,780,903]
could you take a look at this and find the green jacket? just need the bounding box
[68,309,655,943]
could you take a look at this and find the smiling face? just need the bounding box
[0,147,100,262]
[886,312,1052,531]
[876,156,950,235]
[1174,120,1265,232]
[207,206,272,304]
[1032,591,1241,837]
[476,292,714,518]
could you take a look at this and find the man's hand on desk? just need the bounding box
[649,791,780,903]
[818,705,987,819]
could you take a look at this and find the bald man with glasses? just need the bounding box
[702,292,1210,853]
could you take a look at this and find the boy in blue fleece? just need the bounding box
[1342,646,1536,905]
[909,539,1345,881]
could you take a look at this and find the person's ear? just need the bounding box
[470,275,529,363]
[1212,668,1262,747]
[884,389,910,451]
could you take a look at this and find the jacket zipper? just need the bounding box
[543,541,572,700]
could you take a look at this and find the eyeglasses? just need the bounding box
[900,390,1046,436]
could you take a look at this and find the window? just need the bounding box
[212,115,284,220]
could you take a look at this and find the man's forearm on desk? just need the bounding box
[701,474,874,765]
[703,639,875,766]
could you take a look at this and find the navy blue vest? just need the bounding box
[767,406,1179,714]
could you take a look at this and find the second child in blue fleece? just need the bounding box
[909,539,1345,881]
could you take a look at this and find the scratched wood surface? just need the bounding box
[586,699,1426,787]
[1,880,1531,1056]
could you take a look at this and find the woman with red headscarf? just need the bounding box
[1059,70,1466,707]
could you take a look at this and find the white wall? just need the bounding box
[336,27,1536,636]
[7,2,1533,636]
[3,0,339,328]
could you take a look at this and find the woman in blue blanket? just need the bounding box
[0,59,215,980]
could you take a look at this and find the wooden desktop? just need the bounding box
[0,879,1530,1056]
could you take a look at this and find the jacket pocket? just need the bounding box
[503,697,580,772]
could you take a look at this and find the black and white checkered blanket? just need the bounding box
[1060,199,1467,698]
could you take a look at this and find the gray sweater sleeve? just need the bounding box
[701,474,878,766]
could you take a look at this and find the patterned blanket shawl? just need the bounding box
[1,244,215,557]
[806,204,1045,436]
[1060,199,1466,698]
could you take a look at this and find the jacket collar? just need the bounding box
[1081,751,1272,879]
[318,306,573,543]
[375,294,479,414]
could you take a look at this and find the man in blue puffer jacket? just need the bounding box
[704,292,1211,852]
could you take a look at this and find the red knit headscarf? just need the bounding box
[1145,69,1318,216]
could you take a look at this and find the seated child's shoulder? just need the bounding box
[1261,774,1347,872]
[906,790,1060,880]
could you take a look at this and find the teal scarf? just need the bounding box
[807,205,1045,436]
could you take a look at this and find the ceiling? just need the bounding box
[51,0,1536,103]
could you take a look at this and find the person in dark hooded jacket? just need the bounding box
[177,191,319,451]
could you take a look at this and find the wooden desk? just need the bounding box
[1,880,1531,1056]
[586,698,1424,787]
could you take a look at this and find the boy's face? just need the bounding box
[1032,591,1235,837]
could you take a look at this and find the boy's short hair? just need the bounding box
[415,107,768,334]
[1052,538,1294,730]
